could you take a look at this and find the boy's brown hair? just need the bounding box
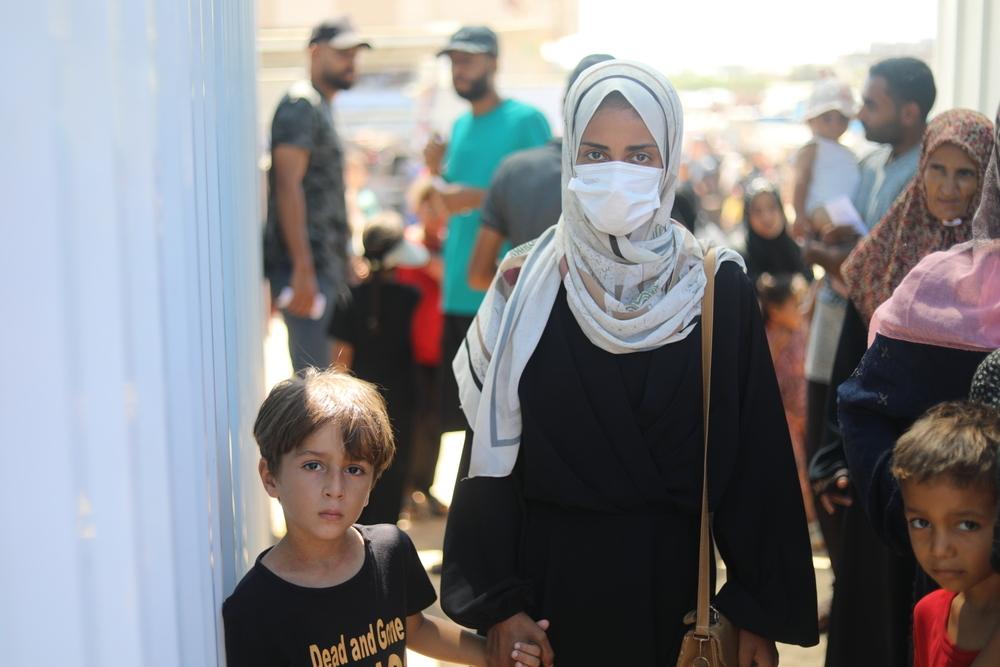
[253,370,395,481]
[892,400,1000,489]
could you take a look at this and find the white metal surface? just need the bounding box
[0,1,268,666]
[936,0,1000,116]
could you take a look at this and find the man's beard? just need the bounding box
[864,116,903,145]
[323,70,355,91]
[455,74,490,101]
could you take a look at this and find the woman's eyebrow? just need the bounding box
[580,141,610,150]
[626,143,658,151]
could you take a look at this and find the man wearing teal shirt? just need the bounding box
[424,25,550,432]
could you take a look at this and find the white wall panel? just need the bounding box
[0,1,267,665]
[936,0,1000,115]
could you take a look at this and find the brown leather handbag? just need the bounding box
[675,248,740,667]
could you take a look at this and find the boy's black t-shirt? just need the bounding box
[223,524,436,667]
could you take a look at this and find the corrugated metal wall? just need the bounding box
[0,1,270,665]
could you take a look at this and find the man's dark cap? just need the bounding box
[308,17,372,50]
[438,26,498,58]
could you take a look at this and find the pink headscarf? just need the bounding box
[869,104,1000,351]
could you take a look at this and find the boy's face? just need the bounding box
[901,477,997,593]
[259,422,373,543]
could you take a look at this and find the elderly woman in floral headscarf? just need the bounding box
[440,59,818,667]
[832,106,996,666]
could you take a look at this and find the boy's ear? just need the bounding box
[259,458,281,499]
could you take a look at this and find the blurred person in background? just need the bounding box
[757,272,815,524]
[329,212,430,524]
[792,78,860,237]
[345,149,382,246]
[742,179,811,284]
[791,81,860,599]
[264,18,370,371]
[397,178,449,517]
[467,53,614,291]
[422,25,551,435]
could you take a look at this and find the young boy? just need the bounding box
[223,370,549,667]
[892,401,1000,667]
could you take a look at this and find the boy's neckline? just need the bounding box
[258,525,369,590]
[947,586,1000,652]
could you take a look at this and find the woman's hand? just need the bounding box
[738,628,778,667]
[486,613,554,667]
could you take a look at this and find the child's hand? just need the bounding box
[486,614,553,667]
[511,639,544,667]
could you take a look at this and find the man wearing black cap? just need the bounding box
[467,53,615,291]
[263,18,371,372]
[423,25,551,433]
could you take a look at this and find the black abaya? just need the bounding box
[441,264,818,663]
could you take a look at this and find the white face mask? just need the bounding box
[568,161,664,236]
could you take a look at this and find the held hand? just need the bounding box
[486,614,554,667]
[819,474,854,515]
[738,629,778,667]
[511,623,548,667]
[423,133,447,175]
[288,265,319,317]
[349,256,370,286]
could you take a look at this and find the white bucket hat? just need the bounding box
[805,79,856,121]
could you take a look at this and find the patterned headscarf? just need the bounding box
[868,104,1000,353]
[843,109,994,324]
[971,349,1000,572]
[971,349,1000,408]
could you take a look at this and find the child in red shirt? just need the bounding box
[892,402,1000,666]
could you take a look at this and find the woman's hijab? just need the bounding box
[843,109,994,324]
[452,59,743,478]
[868,105,1000,352]
[743,179,810,282]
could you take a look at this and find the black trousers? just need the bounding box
[407,363,442,493]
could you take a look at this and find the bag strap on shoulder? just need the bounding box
[695,247,717,637]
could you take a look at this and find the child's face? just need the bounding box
[748,193,785,239]
[260,422,373,543]
[807,111,850,142]
[901,476,997,594]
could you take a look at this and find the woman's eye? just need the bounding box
[958,520,981,532]
[908,518,929,530]
[631,153,650,163]
[584,150,605,162]
[302,461,323,472]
